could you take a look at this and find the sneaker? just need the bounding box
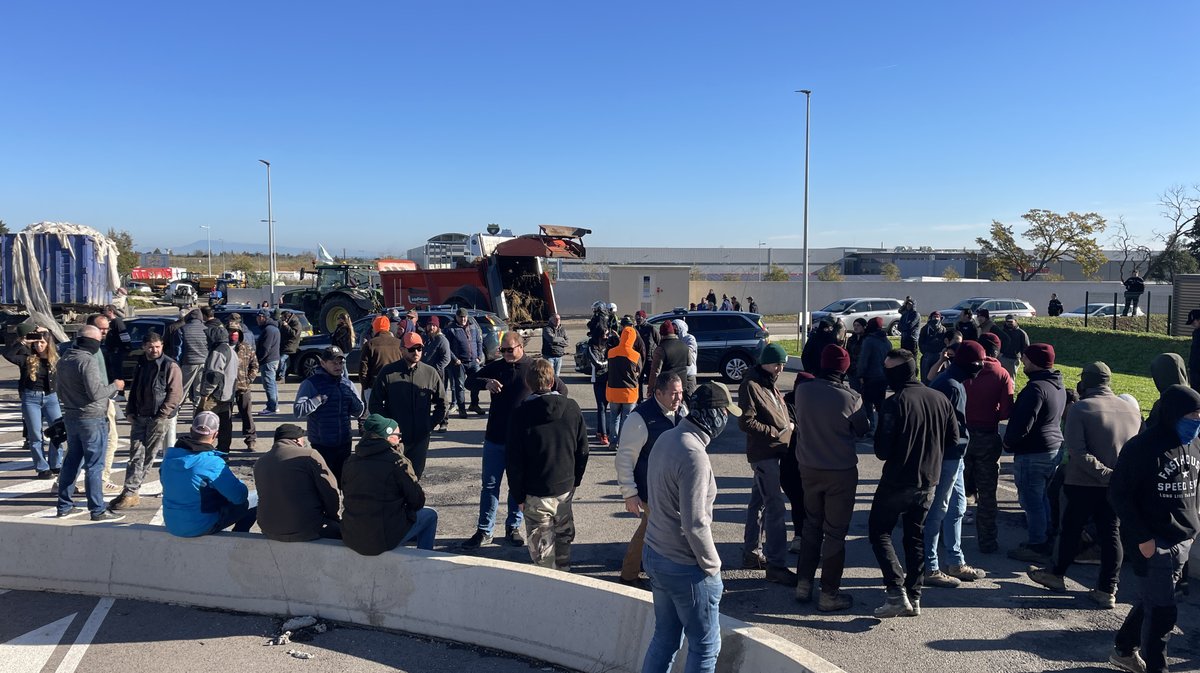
[91,510,125,522]
[1089,588,1116,609]
[598,434,610,447]
[36,469,54,480]
[108,492,140,511]
[1007,544,1051,565]
[873,592,913,619]
[460,530,492,551]
[1027,568,1066,592]
[788,535,803,553]
[434,423,448,433]
[1109,648,1147,673]
[905,591,921,617]
[243,440,256,452]
[457,407,469,420]
[255,409,275,417]
[103,481,121,495]
[741,550,767,570]
[817,591,853,612]
[924,570,961,588]
[795,578,813,603]
[469,404,485,416]
[765,565,799,587]
[946,563,987,582]
[56,506,85,519]
[506,526,526,548]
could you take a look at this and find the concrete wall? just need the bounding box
[609,266,691,317]
[228,286,306,306]
[553,279,607,317]
[0,516,841,673]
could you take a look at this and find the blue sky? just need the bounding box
[1,2,1197,255]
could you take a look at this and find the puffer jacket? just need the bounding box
[56,343,117,420]
[180,311,208,366]
[341,436,426,556]
[294,368,365,446]
[738,365,792,463]
[160,437,249,537]
[606,327,642,405]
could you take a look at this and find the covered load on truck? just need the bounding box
[1,221,121,342]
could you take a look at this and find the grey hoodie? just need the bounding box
[56,344,118,419]
[1062,386,1143,487]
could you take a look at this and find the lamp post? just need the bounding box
[199,225,212,275]
[796,88,812,346]
[259,159,276,307]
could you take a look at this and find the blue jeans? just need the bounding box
[260,360,279,412]
[278,353,290,380]
[924,457,966,571]
[547,356,563,378]
[209,490,259,534]
[1013,449,1060,546]
[641,546,723,673]
[477,438,522,533]
[610,402,636,445]
[57,416,109,516]
[399,507,439,550]
[21,389,63,472]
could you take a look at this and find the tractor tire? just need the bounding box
[319,295,362,334]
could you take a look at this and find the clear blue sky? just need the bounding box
[1,2,1197,255]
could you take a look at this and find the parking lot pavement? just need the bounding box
[3,348,1200,673]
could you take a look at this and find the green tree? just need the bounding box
[975,209,1106,281]
[107,228,137,277]
[1148,243,1199,282]
[941,266,961,281]
[0,220,9,235]
[880,262,902,281]
[816,264,843,281]
[762,264,789,281]
[226,253,259,275]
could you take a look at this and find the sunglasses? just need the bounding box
[499,347,517,354]
[408,345,424,352]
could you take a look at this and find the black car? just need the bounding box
[574,310,769,383]
[290,308,508,382]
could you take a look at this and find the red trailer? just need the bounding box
[379,226,589,329]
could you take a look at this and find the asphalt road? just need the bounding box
[2,315,1199,673]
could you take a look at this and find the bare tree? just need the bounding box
[1155,184,1200,252]
[1108,216,1152,278]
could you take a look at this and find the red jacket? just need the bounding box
[963,357,1013,432]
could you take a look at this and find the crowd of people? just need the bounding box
[9,296,1200,673]
[688,288,758,313]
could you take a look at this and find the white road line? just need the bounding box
[53,598,114,673]
[0,589,9,595]
[997,483,1019,494]
[24,482,161,519]
[0,461,34,473]
[0,613,76,673]
[149,507,164,526]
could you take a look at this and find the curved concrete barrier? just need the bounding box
[0,516,842,673]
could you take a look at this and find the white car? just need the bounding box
[124,281,154,295]
[1060,303,1145,319]
[810,297,904,335]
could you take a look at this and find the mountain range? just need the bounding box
[162,240,399,258]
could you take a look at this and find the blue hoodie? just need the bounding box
[160,437,249,537]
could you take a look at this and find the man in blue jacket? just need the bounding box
[294,346,365,485]
[160,411,256,537]
[256,310,282,414]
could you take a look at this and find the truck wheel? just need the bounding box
[319,295,360,334]
[721,351,753,383]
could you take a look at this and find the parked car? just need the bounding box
[938,297,1037,324]
[575,310,768,383]
[1060,303,1145,319]
[125,281,154,295]
[810,297,904,336]
[291,307,507,382]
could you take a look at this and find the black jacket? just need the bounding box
[999,326,1030,359]
[341,436,426,556]
[1190,328,1200,393]
[369,359,447,444]
[1110,385,1200,549]
[801,328,837,374]
[256,319,281,364]
[5,341,54,393]
[467,356,568,444]
[1003,369,1066,455]
[874,380,959,490]
[505,392,590,502]
[918,321,945,356]
[541,324,569,358]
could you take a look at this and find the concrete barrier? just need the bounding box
[0,516,842,673]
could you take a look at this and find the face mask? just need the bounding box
[885,361,916,392]
[958,360,984,378]
[1176,417,1200,446]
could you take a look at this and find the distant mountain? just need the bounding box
[165,240,392,258]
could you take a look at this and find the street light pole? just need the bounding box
[200,225,212,275]
[797,89,812,347]
[259,159,275,307]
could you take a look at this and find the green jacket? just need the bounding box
[341,436,425,556]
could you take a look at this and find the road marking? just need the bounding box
[0,461,35,473]
[150,507,164,526]
[0,613,76,673]
[998,483,1019,494]
[53,597,114,673]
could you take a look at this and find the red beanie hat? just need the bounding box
[978,332,1001,354]
[820,344,851,374]
[1024,343,1055,369]
[659,320,676,336]
[868,317,884,331]
[953,340,987,369]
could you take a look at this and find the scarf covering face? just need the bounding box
[885,358,918,392]
[686,406,728,440]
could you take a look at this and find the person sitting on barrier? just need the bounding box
[161,411,258,537]
[341,414,438,553]
[254,423,342,542]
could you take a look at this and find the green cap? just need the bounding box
[363,414,400,438]
[759,342,788,366]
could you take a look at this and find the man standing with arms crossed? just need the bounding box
[541,313,569,378]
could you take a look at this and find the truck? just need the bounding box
[130,267,187,292]
[378,225,589,330]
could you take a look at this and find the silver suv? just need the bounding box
[938,297,1037,324]
[811,297,904,335]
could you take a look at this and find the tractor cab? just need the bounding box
[282,263,383,334]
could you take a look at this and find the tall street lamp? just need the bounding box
[796,88,812,346]
[199,225,212,275]
[259,159,276,307]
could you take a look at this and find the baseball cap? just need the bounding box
[320,346,346,361]
[691,381,742,416]
[191,411,220,437]
[16,323,37,338]
[402,332,424,348]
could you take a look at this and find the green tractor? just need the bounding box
[280,263,383,334]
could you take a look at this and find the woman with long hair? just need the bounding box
[332,314,355,354]
[5,324,63,479]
